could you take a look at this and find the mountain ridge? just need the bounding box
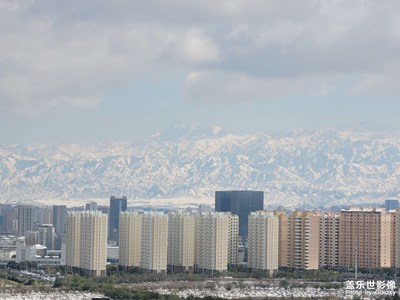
[1,125,400,208]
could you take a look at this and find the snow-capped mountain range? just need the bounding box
[1,121,400,208]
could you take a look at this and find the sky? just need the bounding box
[1,0,400,144]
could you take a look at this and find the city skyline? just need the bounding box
[1,1,400,144]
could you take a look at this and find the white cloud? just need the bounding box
[1,0,400,113]
[183,30,220,63]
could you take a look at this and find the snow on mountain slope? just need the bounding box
[1,125,400,208]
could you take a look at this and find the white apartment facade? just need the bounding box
[248,211,279,275]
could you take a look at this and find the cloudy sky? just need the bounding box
[1,0,400,143]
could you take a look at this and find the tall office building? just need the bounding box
[119,211,142,268]
[38,224,55,250]
[287,211,320,270]
[319,213,339,268]
[140,211,168,273]
[53,205,67,250]
[17,205,34,237]
[33,206,52,228]
[53,205,67,235]
[215,191,263,243]
[339,208,394,268]
[85,201,98,211]
[168,211,195,271]
[109,196,127,243]
[248,211,279,275]
[195,212,238,272]
[66,211,108,275]
[0,204,13,234]
[385,199,399,211]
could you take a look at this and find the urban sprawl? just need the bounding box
[0,191,399,280]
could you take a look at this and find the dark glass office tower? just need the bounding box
[109,196,127,243]
[53,205,67,250]
[215,190,264,241]
[385,199,399,211]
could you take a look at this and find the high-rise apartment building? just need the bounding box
[109,196,127,243]
[272,211,288,267]
[195,212,238,272]
[339,208,394,269]
[17,205,34,237]
[168,211,195,271]
[319,213,339,268]
[248,211,279,275]
[140,211,168,273]
[66,212,81,270]
[394,210,400,268]
[119,211,142,268]
[287,211,320,270]
[66,211,108,275]
[38,224,55,250]
[228,214,239,265]
[215,191,263,244]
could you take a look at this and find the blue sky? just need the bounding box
[1,0,400,144]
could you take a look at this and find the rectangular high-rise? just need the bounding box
[53,205,67,250]
[52,205,67,235]
[119,211,142,268]
[66,211,108,276]
[287,211,320,270]
[248,211,279,275]
[38,224,55,250]
[215,191,263,242]
[339,208,394,268]
[385,199,399,211]
[272,211,288,267]
[195,212,238,272]
[140,211,168,273]
[168,211,195,271]
[319,213,339,268]
[109,196,127,243]
[17,205,34,237]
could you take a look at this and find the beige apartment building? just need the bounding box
[195,212,238,272]
[66,211,107,276]
[140,211,168,273]
[319,213,339,268]
[287,211,320,269]
[339,208,394,269]
[65,212,81,270]
[119,211,142,268]
[272,211,288,267]
[228,214,239,265]
[167,211,195,271]
[248,211,279,275]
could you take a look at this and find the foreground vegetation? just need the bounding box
[2,262,400,299]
